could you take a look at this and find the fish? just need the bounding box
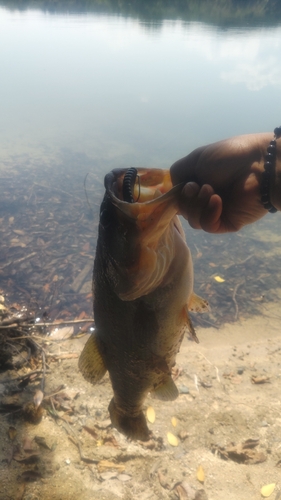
[79,167,209,440]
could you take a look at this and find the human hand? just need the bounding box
[170,133,281,233]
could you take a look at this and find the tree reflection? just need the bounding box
[1,0,281,28]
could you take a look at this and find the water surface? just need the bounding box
[1,6,281,325]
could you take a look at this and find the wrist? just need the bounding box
[271,137,281,211]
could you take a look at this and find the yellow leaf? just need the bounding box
[8,426,17,441]
[167,432,178,447]
[260,483,275,497]
[146,406,155,424]
[214,276,225,283]
[197,464,205,483]
[171,417,177,427]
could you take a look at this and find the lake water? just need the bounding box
[1,5,281,325]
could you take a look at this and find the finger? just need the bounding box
[170,146,206,185]
[200,194,225,233]
[179,183,215,229]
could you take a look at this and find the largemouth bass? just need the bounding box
[79,167,208,440]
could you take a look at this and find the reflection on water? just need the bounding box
[1,9,281,168]
[0,7,281,325]
[2,0,281,27]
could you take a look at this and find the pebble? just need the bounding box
[178,385,189,394]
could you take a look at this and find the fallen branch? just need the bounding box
[0,318,94,329]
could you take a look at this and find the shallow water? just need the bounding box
[1,5,281,325]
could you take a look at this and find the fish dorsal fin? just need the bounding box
[150,375,179,401]
[78,333,107,384]
[188,293,210,313]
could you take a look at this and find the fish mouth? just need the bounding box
[104,167,184,221]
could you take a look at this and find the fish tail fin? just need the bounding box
[108,398,150,441]
[188,292,210,313]
[78,332,107,384]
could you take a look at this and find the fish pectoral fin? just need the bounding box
[188,292,210,313]
[78,333,107,384]
[184,305,199,344]
[150,375,179,401]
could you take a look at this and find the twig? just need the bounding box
[1,369,49,384]
[33,182,81,202]
[232,279,245,321]
[0,315,35,327]
[224,254,254,270]
[41,350,46,393]
[47,352,79,360]
[33,318,94,327]
[0,318,94,329]
[196,352,220,382]
[47,399,99,464]
[193,374,199,392]
[68,436,99,464]
[0,252,37,270]
[84,173,94,216]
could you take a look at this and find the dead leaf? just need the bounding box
[251,375,271,384]
[21,470,42,482]
[158,469,170,489]
[211,439,266,464]
[33,389,44,409]
[214,276,225,283]
[167,432,178,447]
[171,417,178,427]
[34,436,51,450]
[13,229,25,235]
[117,474,131,482]
[146,406,155,423]
[100,471,118,481]
[22,436,34,452]
[42,283,51,293]
[174,483,189,499]
[13,451,40,464]
[260,483,275,497]
[8,426,17,441]
[197,464,205,483]
[75,310,88,320]
[49,326,74,340]
[173,481,196,500]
